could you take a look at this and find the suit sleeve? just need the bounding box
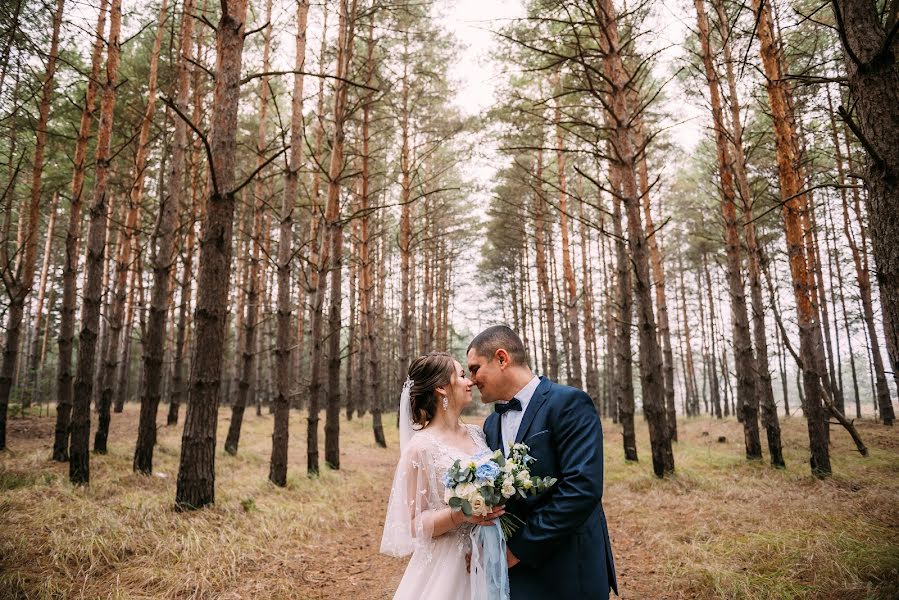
[507,390,603,566]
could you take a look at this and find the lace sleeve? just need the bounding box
[380,439,441,557]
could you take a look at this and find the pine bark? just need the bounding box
[52,0,108,461]
[132,0,191,473]
[832,0,899,424]
[612,192,637,461]
[24,194,59,409]
[553,75,583,388]
[532,147,559,380]
[69,0,122,483]
[752,0,831,474]
[269,0,309,486]
[0,0,65,449]
[96,0,167,455]
[594,0,673,475]
[223,0,273,457]
[636,121,676,441]
[694,0,761,458]
[175,0,249,508]
[322,0,357,471]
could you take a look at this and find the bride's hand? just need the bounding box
[455,506,505,527]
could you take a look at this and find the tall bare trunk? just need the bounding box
[533,147,559,380]
[753,0,831,474]
[132,0,190,472]
[825,84,862,418]
[25,194,59,409]
[594,0,673,475]
[612,191,637,461]
[269,0,309,486]
[69,0,122,483]
[832,0,899,425]
[52,0,108,461]
[0,0,65,449]
[694,0,761,459]
[223,0,273,457]
[175,0,249,509]
[580,199,601,406]
[636,120,676,441]
[553,74,582,388]
[320,0,357,472]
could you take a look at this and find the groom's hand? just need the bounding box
[506,548,520,568]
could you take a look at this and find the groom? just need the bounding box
[468,325,617,599]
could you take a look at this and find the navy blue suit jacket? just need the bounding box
[484,377,617,599]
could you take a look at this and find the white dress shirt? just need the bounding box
[500,375,541,455]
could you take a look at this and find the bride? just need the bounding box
[380,352,504,600]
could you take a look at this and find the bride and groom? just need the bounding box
[381,325,618,599]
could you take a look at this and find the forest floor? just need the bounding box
[1,403,898,599]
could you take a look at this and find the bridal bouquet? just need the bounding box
[443,443,556,540]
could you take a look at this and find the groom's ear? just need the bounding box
[496,349,511,369]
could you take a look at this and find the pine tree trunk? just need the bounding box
[321,0,357,471]
[752,0,831,474]
[175,0,249,509]
[0,0,65,450]
[592,0,673,475]
[832,0,899,425]
[169,17,206,424]
[115,229,140,413]
[694,0,761,458]
[710,0,782,462]
[553,75,583,389]
[224,0,272,456]
[533,148,559,381]
[825,84,862,418]
[359,22,384,446]
[25,194,59,410]
[345,215,358,420]
[69,0,122,483]
[702,254,723,418]
[677,256,700,417]
[580,200,601,408]
[636,120,676,440]
[53,0,107,461]
[269,0,309,486]
[612,191,637,461]
[397,30,414,392]
[132,0,188,473]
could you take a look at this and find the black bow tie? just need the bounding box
[495,398,522,415]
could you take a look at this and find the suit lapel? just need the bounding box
[515,377,551,444]
[484,413,501,451]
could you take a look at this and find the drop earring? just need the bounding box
[442,395,449,411]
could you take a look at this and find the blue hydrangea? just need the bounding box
[475,461,500,481]
[442,472,454,488]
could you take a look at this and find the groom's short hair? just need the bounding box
[468,325,528,366]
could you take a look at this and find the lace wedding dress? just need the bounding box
[381,423,490,600]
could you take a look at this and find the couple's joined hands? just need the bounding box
[453,506,505,527]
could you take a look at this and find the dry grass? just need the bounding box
[1,404,897,599]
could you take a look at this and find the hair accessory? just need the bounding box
[403,376,414,391]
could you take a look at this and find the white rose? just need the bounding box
[521,478,533,490]
[502,462,515,473]
[501,481,516,498]
[470,494,489,516]
[516,470,530,482]
[444,487,454,504]
[456,482,475,498]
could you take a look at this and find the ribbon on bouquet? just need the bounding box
[469,524,510,600]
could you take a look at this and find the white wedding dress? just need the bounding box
[381,423,490,600]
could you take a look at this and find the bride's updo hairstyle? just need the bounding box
[407,352,455,428]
